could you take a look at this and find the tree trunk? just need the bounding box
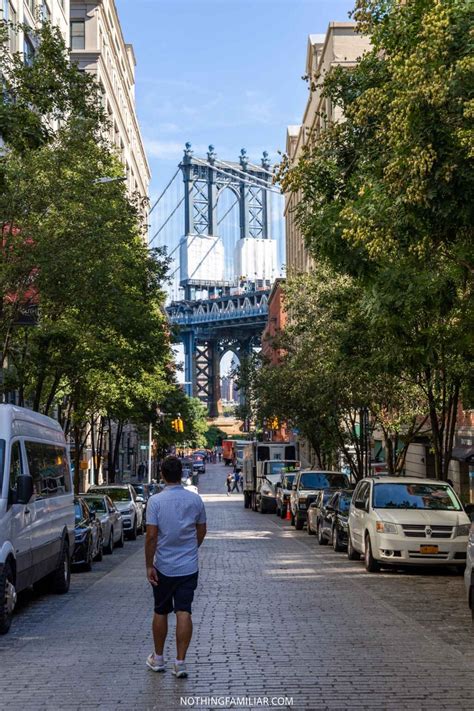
[73,424,82,494]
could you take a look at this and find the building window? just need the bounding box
[70,19,85,50]
[25,0,35,17]
[41,1,50,22]
[23,33,35,65]
[3,1,18,52]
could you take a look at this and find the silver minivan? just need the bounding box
[0,405,75,634]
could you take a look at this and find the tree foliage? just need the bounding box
[0,22,174,487]
[278,0,473,479]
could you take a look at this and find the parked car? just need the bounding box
[0,405,75,635]
[80,494,124,554]
[347,476,471,572]
[290,470,350,530]
[275,471,298,518]
[317,489,353,551]
[307,489,338,536]
[465,521,474,620]
[72,498,103,570]
[192,456,206,475]
[89,484,144,540]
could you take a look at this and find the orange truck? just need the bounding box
[222,440,235,466]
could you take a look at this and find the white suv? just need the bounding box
[347,476,471,572]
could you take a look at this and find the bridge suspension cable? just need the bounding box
[148,168,181,215]
[192,157,282,195]
[148,196,185,247]
[217,196,240,226]
[214,157,278,190]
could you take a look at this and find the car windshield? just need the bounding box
[338,494,352,512]
[300,473,348,490]
[83,497,106,513]
[373,483,462,511]
[91,487,131,502]
[74,501,83,521]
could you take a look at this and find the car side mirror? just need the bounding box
[90,510,96,520]
[292,484,297,491]
[16,475,33,505]
[354,500,365,511]
[136,495,144,503]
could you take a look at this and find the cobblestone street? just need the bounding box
[0,462,473,711]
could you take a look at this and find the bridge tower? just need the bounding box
[171,144,277,417]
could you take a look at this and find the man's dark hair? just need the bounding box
[161,455,182,483]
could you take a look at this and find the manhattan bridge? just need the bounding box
[149,143,285,417]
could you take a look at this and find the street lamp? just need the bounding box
[93,176,127,185]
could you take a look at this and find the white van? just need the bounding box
[0,405,74,634]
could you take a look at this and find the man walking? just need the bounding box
[145,456,207,678]
[231,469,240,493]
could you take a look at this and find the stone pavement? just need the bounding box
[0,462,473,711]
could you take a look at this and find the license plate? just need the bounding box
[420,545,438,554]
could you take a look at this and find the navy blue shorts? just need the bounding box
[152,569,199,615]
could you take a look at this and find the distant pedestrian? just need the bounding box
[239,473,244,492]
[231,470,240,493]
[226,473,233,495]
[145,456,207,678]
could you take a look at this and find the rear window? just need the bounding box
[25,441,71,499]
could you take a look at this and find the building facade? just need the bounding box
[1,0,70,54]
[69,0,150,200]
[284,24,371,275]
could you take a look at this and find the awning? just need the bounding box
[451,445,474,462]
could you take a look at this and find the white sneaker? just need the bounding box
[146,653,166,672]
[172,662,188,678]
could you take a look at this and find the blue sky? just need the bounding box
[115,0,355,197]
[115,0,355,376]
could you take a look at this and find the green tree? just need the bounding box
[280,0,473,479]
[0,22,173,489]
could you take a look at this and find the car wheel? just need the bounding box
[50,540,71,594]
[307,519,315,535]
[116,527,125,548]
[295,514,304,530]
[454,565,465,575]
[290,511,295,526]
[128,520,137,541]
[244,492,250,509]
[0,560,16,635]
[332,527,343,552]
[347,529,360,561]
[104,530,114,555]
[364,533,380,573]
[258,498,266,514]
[83,539,93,572]
[317,523,327,545]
